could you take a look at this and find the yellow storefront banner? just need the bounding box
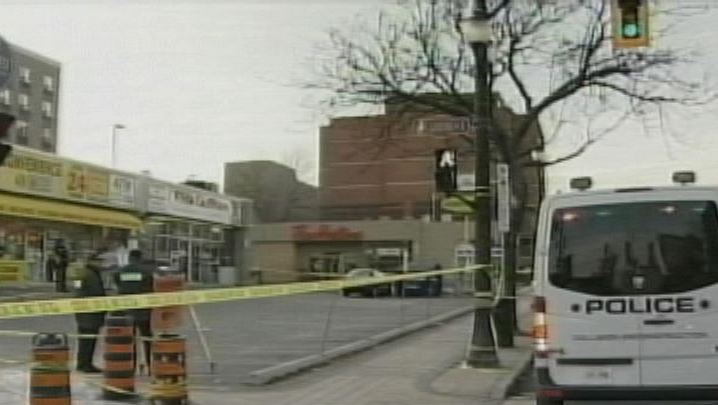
[0,266,488,320]
[0,260,26,283]
[0,192,142,230]
[0,147,136,210]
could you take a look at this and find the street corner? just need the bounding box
[429,361,514,398]
[429,337,533,400]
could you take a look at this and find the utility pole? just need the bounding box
[459,0,499,368]
[112,124,125,168]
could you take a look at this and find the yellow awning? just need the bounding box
[0,193,142,230]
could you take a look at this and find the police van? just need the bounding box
[533,172,718,404]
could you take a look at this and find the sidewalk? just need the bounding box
[0,281,67,302]
[0,314,532,405]
[187,314,532,405]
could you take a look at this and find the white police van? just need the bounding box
[533,172,718,404]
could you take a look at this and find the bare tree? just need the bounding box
[311,0,712,337]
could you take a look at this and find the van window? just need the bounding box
[549,201,718,296]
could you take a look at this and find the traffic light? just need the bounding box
[612,0,650,48]
[0,112,14,166]
[434,149,457,193]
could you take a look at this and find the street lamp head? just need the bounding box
[457,15,492,45]
[113,124,125,130]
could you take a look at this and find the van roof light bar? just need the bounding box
[672,171,696,185]
[569,177,592,191]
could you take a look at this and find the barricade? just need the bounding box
[152,271,185,332]
[103,312,136,400]
[30,332,71,405]
[150,334,188,404]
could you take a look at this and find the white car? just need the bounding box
[342,268,392,297]
[533,172,718,404]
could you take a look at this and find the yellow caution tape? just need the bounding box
[0,266,489,320]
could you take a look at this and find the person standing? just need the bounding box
[52,240,69,292]
[114,249,154,370]
[74,252,107,373]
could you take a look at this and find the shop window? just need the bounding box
[0,228,25,260]
[192,225,208,239]
[210,226,224,242]
[170,222,190,237]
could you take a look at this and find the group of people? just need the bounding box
[74,249,155,373]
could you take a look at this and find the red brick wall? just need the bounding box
[320,109,542,221]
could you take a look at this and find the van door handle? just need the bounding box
[643,318,675,326]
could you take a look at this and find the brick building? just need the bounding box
[319,97,544,221]
[318,97,544,269]
[0,43,61,153]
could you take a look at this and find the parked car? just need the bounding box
[391,259,443,297]
[342,268,392,297]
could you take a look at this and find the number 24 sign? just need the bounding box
[66,165,85,196]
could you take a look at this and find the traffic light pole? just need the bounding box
[465,0,499,368]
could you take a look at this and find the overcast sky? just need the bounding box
[1,0,718,194]
[0,0,384,186]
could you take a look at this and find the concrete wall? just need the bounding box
[225,161,318,223]
[252,242,297,284]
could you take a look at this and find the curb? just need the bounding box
[245,305,475,385]
[490,347,534,400]
[0,292,68,303]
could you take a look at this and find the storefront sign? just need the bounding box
[147,181,232,225]
[0,193,141,230]
[0,148,137,210]
[0,260,27,283]
[291,224,363,241]
[109,174,136,206]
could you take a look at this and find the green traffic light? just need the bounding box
[623,23,640,38]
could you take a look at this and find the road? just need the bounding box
[0,292,472,388]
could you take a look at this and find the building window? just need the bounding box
[0,89,10,106]
[41,128,54,151]
[43,76,54,93]
[42,101,53,118]
[18,94,29,111]
[15,121,28,145]
[19,67,31,85]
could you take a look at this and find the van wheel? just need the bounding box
[536,399,563,405]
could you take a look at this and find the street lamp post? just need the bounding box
[112,124,125,168]
[458,0,499,368]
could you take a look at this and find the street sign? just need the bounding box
[376,247,402,257]
[496,163,510,233]
[435,149,458,192]
[457,173,475,191]
[0,35,12,88]
[454,243,475,267]
[441,193,474,214]
[491,247,504,258]
[418,117,470,134]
